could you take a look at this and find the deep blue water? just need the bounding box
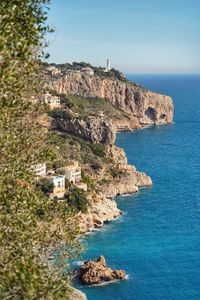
[78,74,200,300]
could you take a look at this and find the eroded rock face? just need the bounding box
[79,191,122,234]
[96,145,152,198]
[100,170,152,198]
[80,256,126,285]
[47,72,174,127]
[52,116,116,144]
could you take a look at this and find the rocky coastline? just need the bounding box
[43,67,173,234]
[41,64,174,295]
[75,143,152,234]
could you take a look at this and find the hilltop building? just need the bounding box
[42,92,61,109]
[81,67,94,76]
[47,65,61,75]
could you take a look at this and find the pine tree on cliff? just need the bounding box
[0,1,81,298]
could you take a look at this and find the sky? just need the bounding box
[47,0,200,73]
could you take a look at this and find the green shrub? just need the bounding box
[36,178,54,195]
[99,178,111,185]
[66,188,88,213]
[110,167,120,178]
[59,94,75,109]
[50,109,72,120]
[81,171,96,190]
[88,143,106,157]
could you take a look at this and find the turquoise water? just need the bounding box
[78,74,200,300]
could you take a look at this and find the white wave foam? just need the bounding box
[73,260,84,266]
[86,279,121,287]
[120,193,133,197]
[83,275,130,287]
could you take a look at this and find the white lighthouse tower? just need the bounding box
[105,59,111,72]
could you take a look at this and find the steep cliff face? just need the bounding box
[47,71,174,127]
[79,191,122,234]
[94,145,152,198]
[52,116,116,144]
[75,145,152,233]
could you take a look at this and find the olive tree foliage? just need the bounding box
[0,1,81,299]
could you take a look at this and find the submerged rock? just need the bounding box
[80,255,126,285]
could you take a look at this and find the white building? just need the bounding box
[81,67,94,76]
[48,175,66,199]
[42,92,61,109]
[47,65,61,75]
[30,163,46,177]
[57,161,81,184]
[104,59,111,72]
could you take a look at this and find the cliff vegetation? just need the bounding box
[0,1,81,299]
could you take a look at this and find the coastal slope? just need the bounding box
[41,63,173,233]
[46,69,173,130]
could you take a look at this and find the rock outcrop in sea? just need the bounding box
[79,255,126,285]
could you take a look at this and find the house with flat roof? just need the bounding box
[42,92,61,109]
[57,161,81,184]
[30,163,46,177]
[48,175,65,199]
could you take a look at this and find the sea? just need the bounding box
[76,74,200,300]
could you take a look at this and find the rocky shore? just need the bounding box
[41,64,174,297]
[76,144,152,234]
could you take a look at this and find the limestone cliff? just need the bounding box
[91,145,152,198]
[77,145,152,233]
[46,71,174,128]
[79,191,122,234]
[52,115,116,144]
[41,64,174,235]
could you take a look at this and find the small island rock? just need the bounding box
[80,255,126,285]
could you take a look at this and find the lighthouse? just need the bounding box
[105,59,111,72]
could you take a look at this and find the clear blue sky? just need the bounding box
[47,0,200,73]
